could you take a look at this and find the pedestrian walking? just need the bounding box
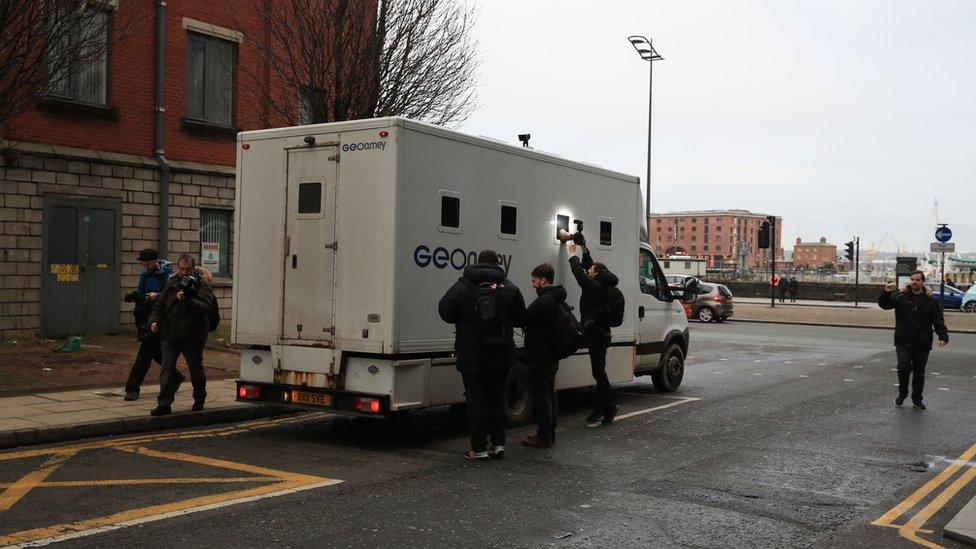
[878,270,949,410]
[568,242,620,425]
[521,263,567,449]
[439,250,526,460]
[122,249,173,401]
[149,254,219,416]
[778,276,789,303]
[788,277,799,303]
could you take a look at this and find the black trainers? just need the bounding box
[895,395,906,406]
[913,402,926,410]
[586,409,604,422]
[488,445,505,459]
[191,399,205,412]
[464,449,489,460]
[520,434,553,449]
[150,406,171,416]
[123,391,139,401]
[601,404,620,425]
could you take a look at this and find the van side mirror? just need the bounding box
[683,278,700,303]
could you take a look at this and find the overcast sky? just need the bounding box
[457,0,976,254]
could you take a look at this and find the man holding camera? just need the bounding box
[568,240,620,425]
[149,253,217,416]
[122,249,173,401]
[878,270,949,410]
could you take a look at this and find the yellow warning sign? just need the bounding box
[50,264,80,283]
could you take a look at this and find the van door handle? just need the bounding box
[638,306,645,319]
[292,255,297,269]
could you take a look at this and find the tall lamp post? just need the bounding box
[628,35,664,235]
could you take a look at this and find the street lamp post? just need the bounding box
[628,35,664,235]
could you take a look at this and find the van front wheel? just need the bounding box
[505,362,535,426]
[651,344,685,392]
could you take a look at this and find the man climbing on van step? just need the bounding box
[439,250,526,460]
[568,240,621,425]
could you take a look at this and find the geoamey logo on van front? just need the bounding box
[342,141,386,152]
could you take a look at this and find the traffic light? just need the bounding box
[844,241,855,262]
[757,221,770,249]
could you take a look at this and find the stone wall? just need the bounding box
[0,144,235,339]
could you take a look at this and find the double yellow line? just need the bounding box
[872,441,976,548]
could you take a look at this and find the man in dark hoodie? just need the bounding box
[521,263,566,449]
[568,242,620,424]
[149,254,218,416]
[123,249,173,401]
[878,270,949,410]
[439,250,525,460]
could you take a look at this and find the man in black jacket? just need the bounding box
[878,270,949,410]
[149,254,218,416]
[439,250,525,460]
[521,263,567,449]
[568,242,619,424]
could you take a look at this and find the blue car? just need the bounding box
[926,283,965,309]
[963,285,976,312]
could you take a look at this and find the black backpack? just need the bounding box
[552,302,584,360]
[473,281,507,346]
[208,294,221,332]
[603,285,625,328]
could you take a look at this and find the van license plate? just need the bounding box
[292,390,332,407]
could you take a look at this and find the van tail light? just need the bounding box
[238,385,262,400]
[355,397,382,413]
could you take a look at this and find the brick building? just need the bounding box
[0,1,352,339]
[648,209,784,270]
[792,236,838,269]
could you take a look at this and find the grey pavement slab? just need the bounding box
[946,495,976,546]
[0,378,290,450]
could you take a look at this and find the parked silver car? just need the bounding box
[688,283,734,322]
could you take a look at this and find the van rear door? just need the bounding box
[281,146,339,343]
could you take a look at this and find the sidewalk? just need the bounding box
[735,297,878,309]
[730,301,976,334]
[0,378,288,449]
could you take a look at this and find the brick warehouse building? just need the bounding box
[648,209,784,270]
[0,1,364,339]
[792,236,838,270]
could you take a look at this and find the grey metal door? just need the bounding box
[41,197,121,337]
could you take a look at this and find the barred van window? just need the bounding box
[200,209,231,276]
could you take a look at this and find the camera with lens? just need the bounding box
[179,274,200,298]
[123,290,144,305]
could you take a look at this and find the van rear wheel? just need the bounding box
[505,362,534,426]
[651,344,685,392]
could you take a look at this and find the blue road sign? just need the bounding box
[935,226,952,243]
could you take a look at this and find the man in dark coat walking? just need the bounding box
[521,263,567,449]
[149,254,218,416]
[878,270,949,409]
[439,250,525,460]
[568,242,619,424]
[123,248,173,401]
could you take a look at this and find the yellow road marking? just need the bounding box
[872,441,976,548]
[0,450,77,512]
[586,397,700,427]
[0,413,342,547]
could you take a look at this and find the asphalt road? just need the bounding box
[3,322,976,548]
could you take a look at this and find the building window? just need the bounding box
[47,8,110,106]
[200,209,231,276]
[186,32,237,127]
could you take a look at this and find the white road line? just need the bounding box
[8,479,344,548]
[938,388,950,391]
[586,397,700,427]
[799,375,809,378]
[844,379,854,382]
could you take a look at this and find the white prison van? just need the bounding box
[232,117,690,423]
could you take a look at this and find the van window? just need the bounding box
[440,195,460,228]
[500,205,517,235]
[555,214,569,241]
[600,220,612,246]
[640,248,670,302]
[298,182,321,214]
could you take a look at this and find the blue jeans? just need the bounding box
[896,346,930,404]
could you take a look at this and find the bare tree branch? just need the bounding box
[242,0,478,128]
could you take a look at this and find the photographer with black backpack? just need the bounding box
[439,250,525,460]
[521,263,569,449]
[149,254,219,417]
[568,241,622,425]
